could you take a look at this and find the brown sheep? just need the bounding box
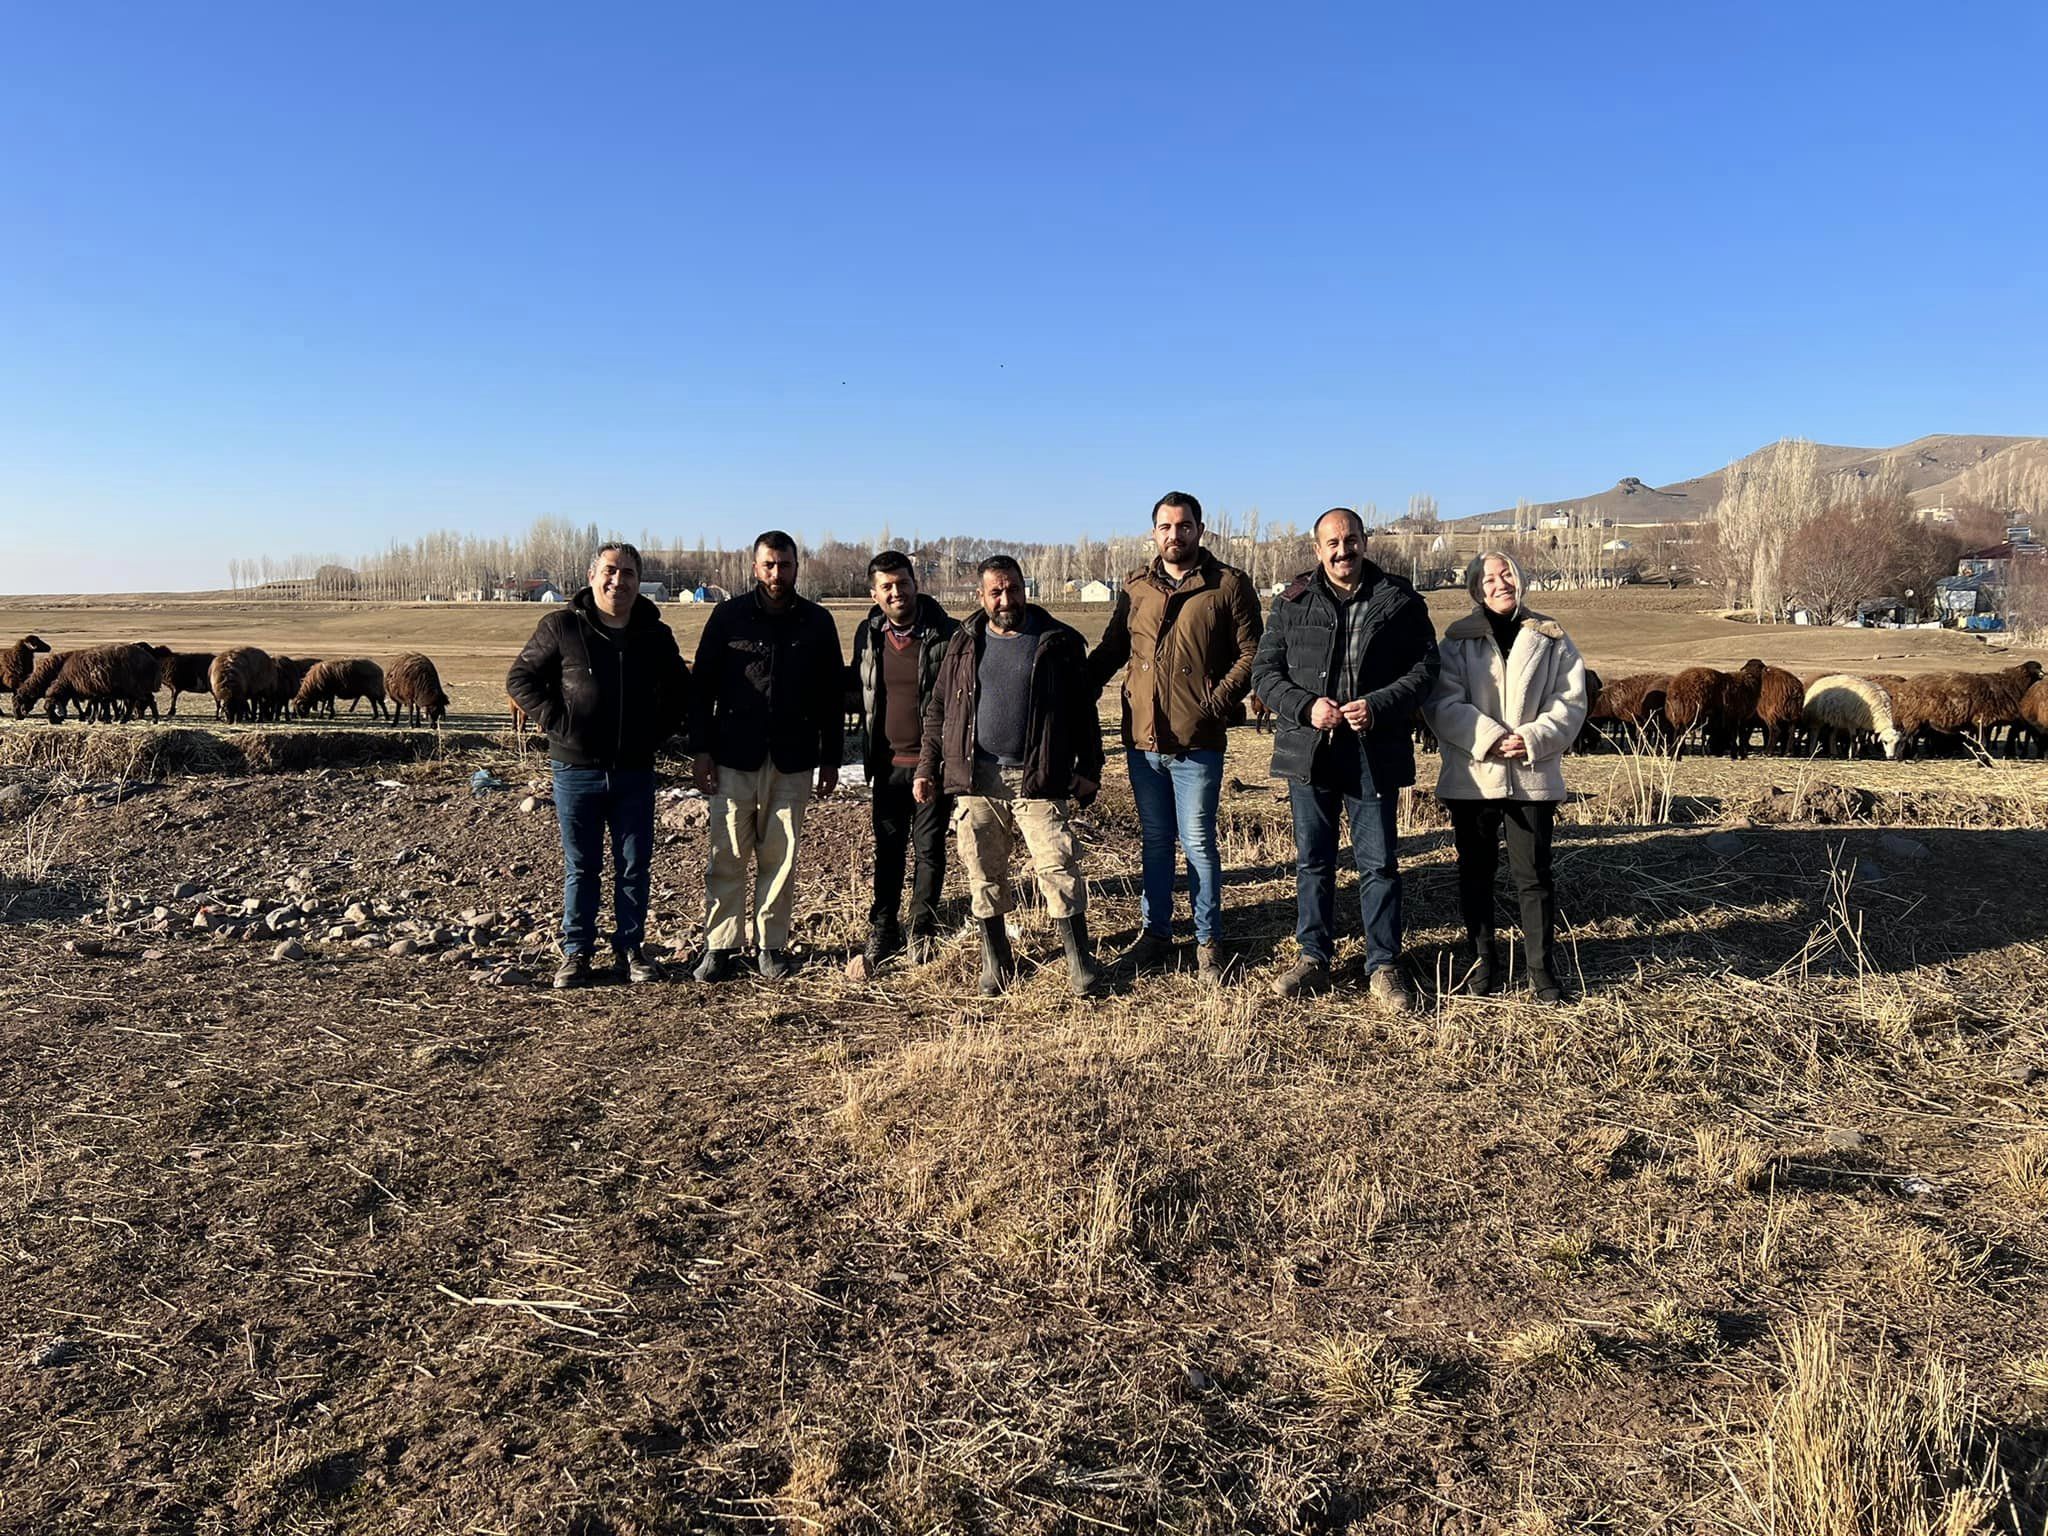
[1709,658,1766,758]
[210,647,279,725]
[260,657,319,722]
[1585,671,1669,747]
[1662,667,1726,754]
[11,651,67,719]
[294,659,387,719]
[151,648,215,718]
[1,635,52,692]
[388,653,448,726]
[14,643,161,723]
[2017,677,2048,758]
[1754,666,1805,755]
[1965,659,2043,752]
[1889,662,2043,756]
[1571,667,1604,752]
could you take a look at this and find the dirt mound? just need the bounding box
[1743,780,2039,828]
[0,725,511,779]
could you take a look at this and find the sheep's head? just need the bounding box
[19,635,49,654]
[2021,659,2044,683]
[1879,728,1906,760]
[1740,658,1765,678]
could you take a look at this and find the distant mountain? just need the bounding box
[1457,433,2046,528]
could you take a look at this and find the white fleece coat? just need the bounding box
[1424,606,1589,802]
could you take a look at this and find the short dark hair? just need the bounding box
[1313,507,1365,541]
[977,554,1024,585]
[591,541,642,574]
[867,550,915,581]
[1153,491,1202,526]
[753,530,798,558]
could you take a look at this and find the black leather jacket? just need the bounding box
[506,590,689,770]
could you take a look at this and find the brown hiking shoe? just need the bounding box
[1196,942,1227,986]
[1270,957,1330,998]
[1125,931,1176,972]
[1368,965,1416,1014]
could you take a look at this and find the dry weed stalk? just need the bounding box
[1743,1310,2008,1536]
[1499,1320,1603,1380]
[1992,1133,2048,1209]
[1292,1332,1433,1422]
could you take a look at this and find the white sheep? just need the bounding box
[1800,674,1905,760]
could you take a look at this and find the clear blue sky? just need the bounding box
[3,0,2043,592]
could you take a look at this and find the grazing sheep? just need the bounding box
[1708,658,1766,759]
[1888,662,2043,757]
[210,646,279,725]
[1753,665,1806,755]
[14,643,161,723]
[1572,668,1604,752]
[1801,675,1905,760]
[387,653,448,726]
[1585,671,1669,749]
[1662,667,1726,754]
[258,657,320,722]
[1,635,52,692]
[151,648,215,718]
[1964,660,2043,754]
[2017,677,2048,758]
[293,658,387,719]
[11,651,67,719]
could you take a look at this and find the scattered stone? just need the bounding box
[661,799,710,833]
[517,795,538,814]
[389,938,420,958]
[193,909,222,931]
[845,952,874,982]
[468,925,495,947]
[173,880,201,900]
[1820,1127,1865,1153]
[151,906,169,921]
[63,938,105,958]
[240,896,264,913]
[1899,1175,1938,1199]
[391,847,419,866]
[493,967,532,988]
[0,784,30,811]
[270,939,307,963]
[1878,833,1930,861]
[1703,832,1746,857]
[265,908,296,933]
[140,948,166,962]
[343,902,372,924]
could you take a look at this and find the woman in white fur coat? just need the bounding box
[1424,551,1588,1001]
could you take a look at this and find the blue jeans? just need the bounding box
[552,766,656,956]
[1126,748,1225,943]
[1288,782,1403,974]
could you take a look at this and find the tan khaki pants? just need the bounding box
[704,762,811,951]
[953,760,1085,920]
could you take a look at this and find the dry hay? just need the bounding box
[0,724,507,779]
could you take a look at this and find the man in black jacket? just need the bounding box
[507,542,690,989]
[1250,509,1440,1009]
[689,531,846,981]
[845,550,959,978]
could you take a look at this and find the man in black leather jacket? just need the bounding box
[508,542,690,989]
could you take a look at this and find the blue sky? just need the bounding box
[2,0,2043,592]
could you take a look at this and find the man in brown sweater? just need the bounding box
[845,551,959,977]
[1086,491,1263,982]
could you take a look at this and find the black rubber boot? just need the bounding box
[1056,913,1106,998]
[1465,931,1501,996]
[978,917,1015,997]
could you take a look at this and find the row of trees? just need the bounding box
[1709,439,2021,624]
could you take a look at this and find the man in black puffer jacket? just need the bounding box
[1251,508,1439,1010]
[508,542,690,990]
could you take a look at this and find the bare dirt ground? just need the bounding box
[2,591,2046,1534]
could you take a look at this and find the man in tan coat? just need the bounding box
[1087,492,1263,982]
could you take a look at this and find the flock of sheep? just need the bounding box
[1,637,451,728]
[5,629,2045,765]
[1580,657,2048,760]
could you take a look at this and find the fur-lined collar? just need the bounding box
[1443,606,1565,642]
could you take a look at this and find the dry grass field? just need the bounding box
[2,588,2046,1534]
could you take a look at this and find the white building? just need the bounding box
[1078,580,1115,603]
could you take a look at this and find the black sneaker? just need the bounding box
[615,946,664,984]
[758,948,795,981]
[552,954,593,990]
